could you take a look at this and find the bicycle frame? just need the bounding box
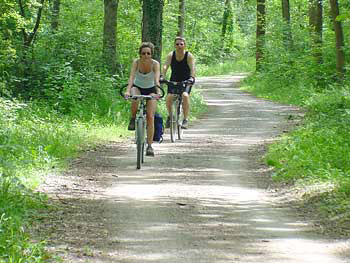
[169,93,183,142]
[132,95,152,169]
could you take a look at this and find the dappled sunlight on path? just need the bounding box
[39,75,349,263]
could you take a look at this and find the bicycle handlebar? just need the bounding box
[128,94,154,100]
[119,83,165,99]
[160,79,194,86]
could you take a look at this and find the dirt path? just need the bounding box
[37,75,349,262]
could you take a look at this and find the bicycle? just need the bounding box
[160,79,192,143]
[119,84,164,169]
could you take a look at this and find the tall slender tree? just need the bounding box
[256,0,266,71]
[51,0,60,32]
[177,0,185,37]
[17,0,45,95]
[142,0,164,62]
[103,0,118,74]
[329,0,345,80]
[221,0,232,39]
[308,0,323,64]
[281,0,293,50]
[19,0,45,49]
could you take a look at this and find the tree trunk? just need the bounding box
[142,0,164,62]
[51,0,60,32]
[281,0,293,50]
[256,0,266,71]
[17,0,45,95]
[308,0,323,64]
[221,0,231,39]
[103,0,118,75]
[177,0,185,37]
[19,0,45,48]
[329,0,345,80]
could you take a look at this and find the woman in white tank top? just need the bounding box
[125,42,161,157]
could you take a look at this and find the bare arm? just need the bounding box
[187,52,196,78]
[126,59,138,96]
[153,60,161,94]
[161,52,172,78]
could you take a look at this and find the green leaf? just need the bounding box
[336,14,350,22]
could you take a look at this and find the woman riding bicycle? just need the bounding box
[125,42,161,157]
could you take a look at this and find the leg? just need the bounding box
[128,87,140,130]
[130,87,140,119]
[131,100,138,118]
[146,98,157,146]
[165,94,175,128]
[166,94,175,115]
[182,92,190,120]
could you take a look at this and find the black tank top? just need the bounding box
[170,51,191,82]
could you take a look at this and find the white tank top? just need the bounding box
[134,60,155,89]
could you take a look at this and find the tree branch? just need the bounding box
[18,0,28,44]
[26,0,45,47]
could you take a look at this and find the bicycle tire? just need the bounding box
[177,100,184,140]
[170,100,177,143]
[136,117,145,169]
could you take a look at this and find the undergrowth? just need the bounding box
[242,64,350,235]
[0,74,208,262]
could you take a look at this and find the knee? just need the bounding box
[182,92,189,99]
[146,113,154,123]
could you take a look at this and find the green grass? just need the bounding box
[0,78,208,262]
[197,57,255,76]
[0,96,130,262]
[0,176,50,263]
[241,68,350,234]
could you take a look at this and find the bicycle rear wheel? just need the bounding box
[136,118,145,169]
[170,100,177,143]
[177,100,184,140]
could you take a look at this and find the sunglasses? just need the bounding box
[176,43,184,46]
[141,52,151,55]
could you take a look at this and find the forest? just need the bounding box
[0,0,349,261]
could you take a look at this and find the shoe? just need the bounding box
[146,145,154,157]
[165,116,170,128]
[128,118,135,130]
[182,119,188,129]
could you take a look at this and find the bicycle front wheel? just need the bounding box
[136,118,145,169]
[170,100,177,143]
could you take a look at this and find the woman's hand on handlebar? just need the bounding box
[124,88,131,99]
[152,93,161,100]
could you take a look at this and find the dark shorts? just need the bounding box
[134,85,157,95]
[167,83,192,95]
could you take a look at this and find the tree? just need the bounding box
[142,0,164,62]
[19,0,45,49]
[308,0,323,64]
[256,0,266,71]
[329,0,345,80]
[221,0,232,39]
[103,0,118,74]
[281,0,293,50]
[17,0,46,95]
[50,0,60,32]
[177,0,185,37]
